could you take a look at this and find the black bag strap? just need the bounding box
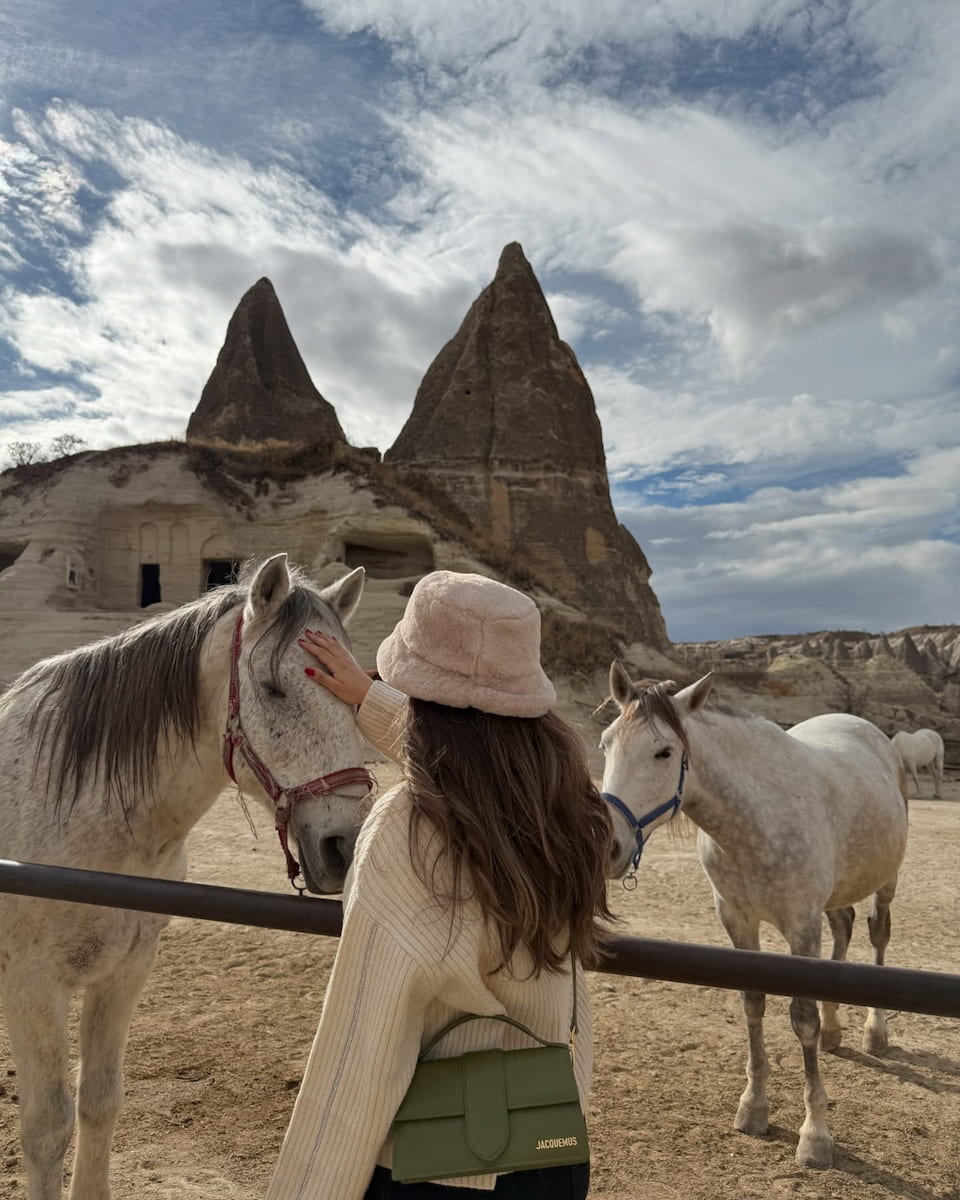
[419,947,578,1062]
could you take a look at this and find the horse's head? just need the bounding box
[599,661,713,880]
[229,554,372,894]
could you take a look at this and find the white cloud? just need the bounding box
[306,0,820,75]
[619,447,960,639]
[0,103,485,450]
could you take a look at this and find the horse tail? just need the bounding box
[897,758,909,814]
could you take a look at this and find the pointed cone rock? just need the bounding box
[388,242,603,470]
[387,243,668,648]
[187,278,346,448]
[899,631,926,674]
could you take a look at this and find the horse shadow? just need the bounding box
[834,1044,960,1095]
[762,1125,957,1200]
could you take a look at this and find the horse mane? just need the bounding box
[620,682,692,755]
[620,681,765,739]
[17,562,344,817]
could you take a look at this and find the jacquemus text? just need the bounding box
[536,1137,578,1150]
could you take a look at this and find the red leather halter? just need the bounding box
[221,611,375,890]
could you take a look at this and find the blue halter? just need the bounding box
[602,752,689,888]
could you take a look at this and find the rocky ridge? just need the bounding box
[675,627,960,758]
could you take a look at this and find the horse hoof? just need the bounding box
[820,1027,843,1053]
[863,1032,888,1057]
[796,1133,833,1169]
[734,1103,769,1137]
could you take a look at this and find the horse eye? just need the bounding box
[261,680,287,700]
[654,747,672,759]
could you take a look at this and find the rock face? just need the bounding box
[187,278,346,448]
[385,243,669,648]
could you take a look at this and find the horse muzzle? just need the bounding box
[295,824,361,894]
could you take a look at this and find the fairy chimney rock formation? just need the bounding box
[187,278,347,448]
[899,632,926,674]
[385,243,668,648]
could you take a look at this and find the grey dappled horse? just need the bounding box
[0,555,374,1200]
[599,665,908,1169]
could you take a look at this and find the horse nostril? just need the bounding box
[321,836,348,875]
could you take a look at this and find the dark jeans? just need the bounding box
[364,1163,590,1199]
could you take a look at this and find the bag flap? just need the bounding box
[394,1045,579,1124]
[505,1045,580,1109]
[394,1057,464,1122]
[463,1050,509,1161]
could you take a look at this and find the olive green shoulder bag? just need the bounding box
[391,955,588,1184]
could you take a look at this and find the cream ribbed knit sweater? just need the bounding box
[266,682,593,1199]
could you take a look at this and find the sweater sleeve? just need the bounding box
[266,898,436,1200]
[357,679,407,764]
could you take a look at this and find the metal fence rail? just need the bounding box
[1,859,959,1018]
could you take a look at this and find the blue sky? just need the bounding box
[1,1,958,641]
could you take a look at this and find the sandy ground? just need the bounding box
[1,776,958,1200]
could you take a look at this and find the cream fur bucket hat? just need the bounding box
[376,571,557,717]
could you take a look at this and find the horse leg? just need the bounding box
[819,906,855,1052]
[863,878,897,1057]
[716,901,769,1136]
[909,761,921,798]
[1,974,74,1200]
[786,921,833,1169]
[68,943,159,1200]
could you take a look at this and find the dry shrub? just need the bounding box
[764,678,797,697]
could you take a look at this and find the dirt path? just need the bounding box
[1,778,958,1199]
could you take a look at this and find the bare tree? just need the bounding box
[4,441,44,467]
[48,433,87,458]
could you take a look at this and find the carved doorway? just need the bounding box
[203,559,240,591]
[140,563,161,606]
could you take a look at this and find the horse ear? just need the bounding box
[246,554,292,622]
[321,566,365,625]
[674,672,713,715]
[609,659,634,709]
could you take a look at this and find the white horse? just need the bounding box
[0,554,375,1200]
[892,728,944,798]
[600,664,908,1169]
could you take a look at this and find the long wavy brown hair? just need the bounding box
[402,699,614,974]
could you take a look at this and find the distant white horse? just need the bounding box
[0,555,375,1200]
[600,664,908,1169]
[892,728,944,798]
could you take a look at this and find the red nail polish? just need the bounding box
[304,668,315,677]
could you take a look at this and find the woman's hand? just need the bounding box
[298,630,376,706]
